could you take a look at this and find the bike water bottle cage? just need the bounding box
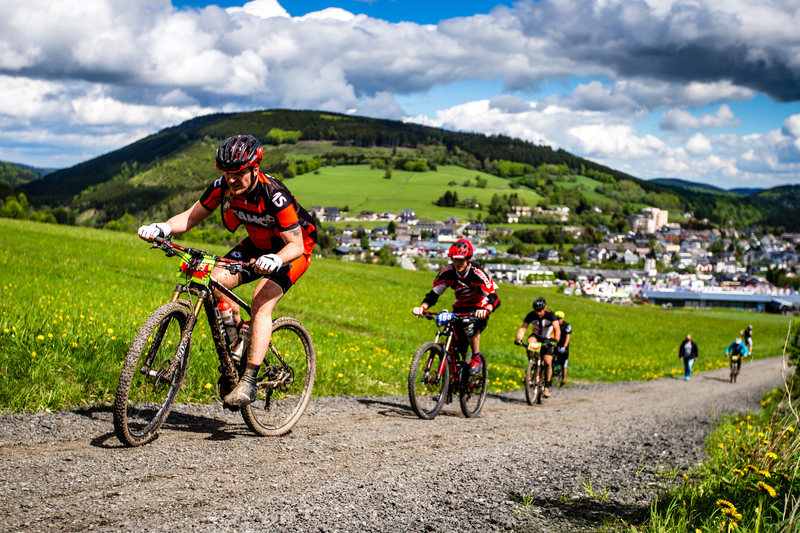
[436,311,455,327]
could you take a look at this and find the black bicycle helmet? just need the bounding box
[448,239,473,259]
[532,297,546,311]
[215,135,263,173]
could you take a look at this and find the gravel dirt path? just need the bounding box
[0,356,786,532]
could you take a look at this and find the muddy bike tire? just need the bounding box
[241,317,316,437]
[113,302,192,447]
[460,352,488,418]
[525,357,543,405]
[408,342,449,420]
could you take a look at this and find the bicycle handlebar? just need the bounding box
[151,236,249,275]
[415,310,478,320]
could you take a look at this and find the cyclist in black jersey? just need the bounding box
[554,311,571,387]
[741,325,753,357]
[515,297,561,398]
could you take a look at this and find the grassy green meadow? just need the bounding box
[285,164,541,219]
[0,219,792,412]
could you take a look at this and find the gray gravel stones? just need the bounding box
[0,357,784,532]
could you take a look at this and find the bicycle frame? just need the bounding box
[147,237,254,387]
[424,311,472,400]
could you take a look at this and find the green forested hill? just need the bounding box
[14,109,800,231]
[22,109,638,207]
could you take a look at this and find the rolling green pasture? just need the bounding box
[0,219,792,412]
[286,165,542,219]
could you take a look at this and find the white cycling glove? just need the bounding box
[138,222,171,241]
[412,306,426,316]
[254,254,283,273]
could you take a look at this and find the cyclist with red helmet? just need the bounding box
[138,134,317,407]
[515,297,561,398]
[412,239,500,376]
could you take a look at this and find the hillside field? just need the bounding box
[0,219,792,412]
[284,164,542,220]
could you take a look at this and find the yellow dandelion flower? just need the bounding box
[31,351,36,357]
[337,373,343,378]
[718,442,725,450]
[732,468,744,475]
[758,432,765,437]
[72,342,78,348]
[47,333,53,338]
[757,481,777,497]
[745,465,759,472]
[763,440,770,445]
[717,499,736,510]
[759,470,771,478]
[37,334,45,341]
[788,426,795,433]
[204,383,212,389]
[107,328,114,335]
[3,328,8,334]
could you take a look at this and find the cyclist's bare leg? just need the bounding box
[543,353,553,384]
[223,278,283,407]
[468,333,481,356]
[246,278,284,366]
[211,266,244,322]
[560,362,568,386]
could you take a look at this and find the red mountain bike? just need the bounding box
[408,311,489,419]
[113,237,316,446]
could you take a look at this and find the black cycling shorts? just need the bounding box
[223,237,294,294]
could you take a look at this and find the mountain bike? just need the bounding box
[515,338,552,405]
[728,353,742,383]
[113,237,316,447]
[408,311,488,420]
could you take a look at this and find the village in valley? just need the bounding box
[316,203,800,314]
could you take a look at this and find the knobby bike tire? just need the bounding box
[408,342,449,420]
[525,357,543,405]
[113,302,192,447]
[460,352,488,418]
[241,317,316,437]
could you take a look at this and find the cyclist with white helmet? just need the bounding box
[554,310,571,387]
[725,337,749,377]
[138,134,317,408]
[515,297,561,398]
[412,239,500,377]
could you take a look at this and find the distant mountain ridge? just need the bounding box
[649,178,765,197]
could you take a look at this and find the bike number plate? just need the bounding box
[527,341,541,352]
[177,256,215,285]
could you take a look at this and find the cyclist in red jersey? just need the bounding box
[412,239,500,376]
[138,135,317,407]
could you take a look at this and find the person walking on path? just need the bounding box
[679,334,699,381]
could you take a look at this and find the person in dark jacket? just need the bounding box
[678,334,699,381]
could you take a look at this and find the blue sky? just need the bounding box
[1,0,799,189]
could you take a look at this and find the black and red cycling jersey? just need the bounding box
[422,262,500,313]
[199,172,316,254]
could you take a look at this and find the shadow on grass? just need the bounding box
[508,492,646,530]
